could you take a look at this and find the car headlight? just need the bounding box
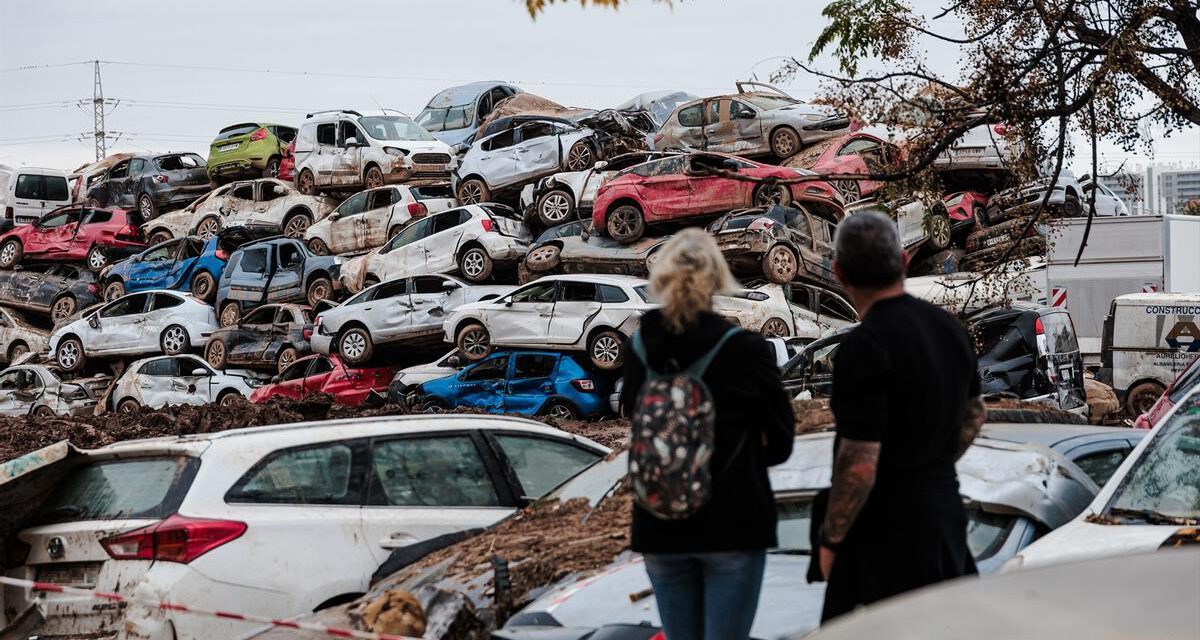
[384,147,409,157]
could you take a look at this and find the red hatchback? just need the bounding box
[784,132,901,201]
[592,152,843,243]
[249,353,398,406]
[0,206,147,273]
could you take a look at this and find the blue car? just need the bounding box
[98,233,237,304]
[418,350,609,420]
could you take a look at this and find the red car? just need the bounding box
[278,139,296,182]
[1133,354,1200,429]
[942,190,990,237]
[0,206,147,273]
[592,151,843,243]
[249,353,398,406]
[784,132,901,201]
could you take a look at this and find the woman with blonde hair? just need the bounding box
[620,228,796,640]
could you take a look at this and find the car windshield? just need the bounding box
[788,139,836,168]
[965,507,1015,559]
[416,104,476,133]
[357,116,435,142]
[1106,395,1200,523]
[742,94,800,110]
[36,456,199,524]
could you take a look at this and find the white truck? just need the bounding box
[1099,292,1200,416]
[0,164,71,226]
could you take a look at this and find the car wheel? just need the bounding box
[195,216,222,239]
[1125,381,1165,417]
[421,397,449,413]
[56,337,85,373]
[86,246,108,272]
[191,271,216,303]
[138,193,157,219]
[117,398,141,414]
[606,205,645,243]
[205,339,227,369]
[753,183,793,207]
[33,405,56,418]
[8,341,28,362]
[298,170,317,195]
[770,126,801,158]
[973,204,990,228]
[927,211,952,251]
[588,330,625,370]
[283,212,312,239]
[276,346,299,374]
[537,189,575,227]
[516,262,536,284]
[307,276,333,306]
[834,180,861,202]
[456,323,491,360]
[525,245,561,273]
[762,245,799,284]
[761,317,791,337]
[219,302,241,327]
[1064,192,1081,218]
[103,280,125,302]
[217,390,241,406]
[365,166,384,189]
[457,179,491,204]
[264,157,281,179]
[565,142,594,172]
[308,238,330,255]
[50,295,77,321]
[338,327,374,365]
[458,247,494,283]
[160,325,190,355]
[541,400,579,421]
[148,230,173,246]
[0,239,23,269]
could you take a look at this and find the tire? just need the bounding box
[606,205,645,243]
[456,322,491,361]
[565,142,594,172]
[7,341,28,362]
[217,390,241,407]
[926,211,952,251]
[536,189,575,227]
[307,276,333,305]
[1063,192,1081,218]
[762,245,799,284]
[0,239,23,269]
[456,178,491,205]
[276,346,299,374]
[308,238,330,255]
[1125,381,1166,417]
[282,211,312,239]
[834,180,861,202]
[138,193,157,219]
[761,318,791,337]
[364,166,384,189]
[753,183,793,208]
[297,169,317,195]
[160,324,190,355]
[264,156,281,179]
[540,399,579,421]
[56,336,85,373]
[205,339,228,369]
[33,405,55,418]
[195,216,222,239]
[516,262,536,284]
[50,295,77,321]
[525,245,562,273]
[148,229,173,246]
[338,327,374,365]
[973,204,989,228]
[103,280,125,302]
[770,126,801,158]
[219,301,241,327]
[588,329,625,371]
[117,398,141,414]
[421,397,449,413]
[86,245,108,272]
[458,247,493,283]
[191,271,216,303]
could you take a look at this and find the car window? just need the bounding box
[373,279,409,300]
[36,457,199,524]
[227,442,360,505]
[101,293,149,318]
[1168,363,1200,404]
[412,275,450,294]
[150,293,183,311]
[385,217,431,251]
[108,162,130,180]
[137,358,178,377]
[839,138,880,156]
[512,354,557,380]
[730,100,755,120]
[36,210,76,229]
[965,507,1017,560]
[308,357,334,376]
[630,156,686,178]
[510,281,557,304]
[0,369,41,391]
[316,123,336,146]
[810,341,840,375]
[276,308,296,324]
[976,323,1032,360]
[280,359,309,382]
[818,294,857,322]
[15,174,69,201]
[278,242,303,269]
[558,281,598,302]
[518,122,556,142]
[261,181,288,201]
[1039,311,1079,354]
[463,355,510,381]
[241,306,275,325]
[677,104,703,127]
[482,129,518,152]
[141,243,176,262]
[430,211,464,235]
[598,284,629,303]
[706,100,720,125]
[788,286,815,309]
[129,158,146,176]
[494,434,602,498]
[369,436,499,507]
[338,121,364,146]
[338,191,369,217]
[1073,448,1131,486]
[156,154,204,171]
[274,126,297,143]
[230,184,254,201]
[1108,395,1200,522]
[82,209,113,225]
[217,123,258,140]
[368,188,397,210]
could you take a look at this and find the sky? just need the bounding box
[1,0,1196,175]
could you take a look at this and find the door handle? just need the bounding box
[138,382,154,389]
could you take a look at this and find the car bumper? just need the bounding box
[152,185,212,209]
[208,159,262,178]
[383,162,452,187]
[310,332,333,356]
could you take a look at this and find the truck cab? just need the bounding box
[1100,292,1200,416]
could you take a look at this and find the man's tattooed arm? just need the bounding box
[956,396,986,460]
[822,438,881,545]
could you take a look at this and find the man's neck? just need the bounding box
[850,282,906,318]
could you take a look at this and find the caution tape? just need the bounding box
[0,575,419,640]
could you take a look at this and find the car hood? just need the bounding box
[1009,518,1188,571]
[393,139,453,155]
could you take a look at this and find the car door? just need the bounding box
[509,122,564,184]
[502,353,559,414]
[174,356,217,405]
[269,306,298,360]
[421,209,470,274]
[123,158,147,207]
[727,99,765,152]
[491,281,556,345]
[127,241,178,291]
[144,292,187,350]
[327,190,370,254]
[447,354,509,412]
[475,128,521,188]
[220,182,256,225]
[24,209,79,256]
[408,275,457,334]
[131,357,179,407]
[373,217,430,282]
[312,122,339,187]
[335,119,366,187]
[226,245,272,306]
[164,237,202,288]
[362,279,412,341]
[547,280,601,345]
[631,156,692,220]
[270,357,313,400]
[673,103,707,150]
[267,241,305,302]
[363,187,399,248]
[247,180,286,225]
[231,305,276,361]
[684,154,743,213]
[95,293,152,352]
[0,369,36,416]
[102,160,133,207]
[358,432,514,563]
[301,355,335,396]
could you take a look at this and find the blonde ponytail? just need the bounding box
[649,228,736,333]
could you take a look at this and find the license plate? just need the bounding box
[1059,366,1073,381]
[217,143,240,153]
[37,562,102,588]
[957,147,987,156]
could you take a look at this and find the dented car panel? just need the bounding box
[709,205,839,288]
[111,354,259,411]
[294,111,454,193]
[215,238,341,325]
[204,303,313,373]
[519,151,682,226]
[783,132,900,200]
[521,221,669,282]
[0,364,100,417]
[0,206,148,272]
[48,290,218,367]
[0,265,101,324]
[304,185,457,256]
[453,119,599,201]
[99,234,231,301]
[0,307,50,363]
[143,179,338,243]
[249,353,397,406]
[711,283,834,340]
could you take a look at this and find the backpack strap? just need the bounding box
[685,327,741,378]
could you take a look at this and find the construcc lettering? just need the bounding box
[1145,306,1200,315]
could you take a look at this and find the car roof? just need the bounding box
[980,423,1144,453]
[536,273,648,287]
[126,353,204,368]
[425,82,514,107]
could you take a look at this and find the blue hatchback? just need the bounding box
[99,234,235,304]
[418,350,609,419]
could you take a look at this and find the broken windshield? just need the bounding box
[1106,396,1200,523]
[416,104,475,133]
[358,116,436,142]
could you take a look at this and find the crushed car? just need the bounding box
[0,264,100,323]
[615,90,700,132]
[67,153,133,204]
[708,204,839,286]
[844,197,952,254]
[203,303,313,374]
[303,184,457,256]
[971,302,1088,415]
[0,363,106,416]
[99,231,241,303]
[207,122,297,182]
[85,153,212,218]
[783,131,901,201]
[519,151,680,228]
[711,282,841,339]
[985,172,1084,224]
[0,206,147,272]
[247,353,397,406]
[143,178,338,243]
[110,353,260,413]
[0,306,49,364]
[215,237,340,326]
[520,220,669,283]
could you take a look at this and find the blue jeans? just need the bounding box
[643,550,767,640]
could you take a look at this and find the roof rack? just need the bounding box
[305,109,363,119]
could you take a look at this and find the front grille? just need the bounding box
[412,153,451,165]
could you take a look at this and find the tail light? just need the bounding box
[117,223,141,240]
[407,202,428,218]
[653,133,664,146]
[87,283,98,294]
[153,175,169,184]
[993,124,1008,136]
[303,324,313,340]
[215,247,230,261]
[1035,317,1044,335]
[101,514,246,564]
[480,217,495,232]
[250,128,268,141]
[650,633,666,640]
[5,207,13,220]
[748,218,777,231]
[571,379,595,391]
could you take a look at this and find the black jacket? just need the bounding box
[621,310,796,553]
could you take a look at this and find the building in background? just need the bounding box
[1158,167,1200,215]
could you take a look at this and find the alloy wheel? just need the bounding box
[462,251,485,278]
[163,327,187,353]
[0,244,15,265]
[88,249,106,271]
[197,218,220,238]
[207,341,225,368]
[461,182,484,204]
[548,404,574,420]
[611,210,638,236]
[762,318,790,337]
[51,297,75,320]
[140,196,154,218]
[592,335,621,365]
[461,328,489,356]
[58,342,79,369]
[541,192,572,223]
[284,215,310,238]
[755,185,788,207]
[341,332,367,359]
[566,144,593,171]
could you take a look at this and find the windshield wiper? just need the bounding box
[1106,507,1199,526]
[768,548,812,556]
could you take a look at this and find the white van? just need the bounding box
[1099,292,1200,415]
[0,164,71,225]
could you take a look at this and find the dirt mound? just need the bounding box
[984,397,1088,424]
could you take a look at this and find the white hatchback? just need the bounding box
[110,353,260,413]
[2,415,608,640]
[303,184,457,256]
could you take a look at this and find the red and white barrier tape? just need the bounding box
[0,575,420,640]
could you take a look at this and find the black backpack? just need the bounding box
[628,327,741,520]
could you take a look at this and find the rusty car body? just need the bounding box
[203,303,313,373]
[0,306,49,364]
[0,364,105,417]
[303,184,457,256]
[520,220,668,283]
[142,178,338,244]
[0,264,100,323]
[709,204,840,286]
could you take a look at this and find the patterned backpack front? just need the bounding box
[628,327,741,520]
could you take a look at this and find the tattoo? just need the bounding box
[823,438,880,545]
[956,396,986,460]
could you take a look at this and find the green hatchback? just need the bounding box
[207,122,297,182]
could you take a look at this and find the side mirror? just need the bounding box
[737,110,756,120]
[87,316,100,330]
[329,212,341,222]
[447,355,463,367]
[593,160,609,170]
[442,282,459,292]
[190,368,207,376]
[345,136,360,147]
[505,300,513,307]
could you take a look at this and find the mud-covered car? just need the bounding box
[303,184,456,256]
[111,353,260,413]
[0,263,100,322]
[453,118,605,205]
[99,232,241,303]
[711,282,840,339]
[984,173,1084,224]
[204,303,314,374]
[783,131,900,201]
[845,197,952,253]
[0,206,148,273]
[248,353,397,406]
[519,151,680,228]
[709,205,840,286]
[215,237,340,327]
[312,274,512,365]
[85,153,212,219]
[0,363,106,416]
[520,220,668,283]
[970,302,1087,415]
[0,306,50,363]
[142,179,338,244]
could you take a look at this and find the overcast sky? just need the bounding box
[1,0,1196,174]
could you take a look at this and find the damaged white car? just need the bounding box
[453,119,602,204]
[142,179,338,243]
[444,274,654,371]
[0,364,105,417]
[49,290,218,373]
[518,151,680,228]
[303,184,457,256]
[711,283,840,339]
[312,274,513,365]
[0,306,49,364]
[110,354,259,413]
[520,220,669,283]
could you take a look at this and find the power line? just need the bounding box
[0,61,91,73]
